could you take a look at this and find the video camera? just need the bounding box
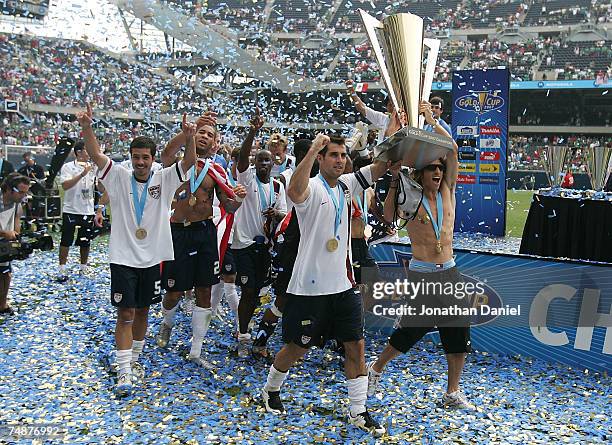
[0,231,54,262]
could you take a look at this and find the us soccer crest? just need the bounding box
[301,335,311,345]
[113,293,123,303]
[167,279,175,288]
[148,185,161,199]
[240,276,248,284]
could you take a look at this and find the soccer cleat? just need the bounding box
[188,355,215,370]
[366,361,382,397]
[261,388,285,414]
[115,371,133,396]
[0,306,15,316]
[442,390,474,410]
[348,410,385,437]
[55,274,69,283]
[131,362,145,382]
[156,322,172,348]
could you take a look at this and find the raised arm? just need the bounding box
[369,159,398,183]
[76,103,108,170]
[287,134,329,205]
[420,100,458,190]
[238,107,264,173]
[161,111,217,167]
[346,80,367,116]
[179,116,197,174]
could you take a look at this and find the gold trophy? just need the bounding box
[584,143,612,197]
[359,9,454,169]
[542,145,570,188]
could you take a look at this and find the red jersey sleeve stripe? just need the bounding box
[99,160,113,180]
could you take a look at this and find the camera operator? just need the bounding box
[56,140,103,282]
[0,173,30,315]
[18,151,45,180]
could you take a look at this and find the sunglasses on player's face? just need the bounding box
[424,164,445,172]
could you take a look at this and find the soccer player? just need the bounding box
[251,138,315,358]
[76,104,196,395]
[156,112,246,369]
[261,133,394,436]
[367,101,472,409]
[234,109,287,358]
[57,140,102,281]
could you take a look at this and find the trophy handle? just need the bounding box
[419,38,441,129]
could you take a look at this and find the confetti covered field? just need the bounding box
[1,242,610,444]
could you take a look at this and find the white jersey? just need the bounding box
[271,155,295,179]
[0,195,17,232]
[280,168,295,210]
[98,159,188,268]
[59,161,97,215]
[233,167,287,250]
[365,106,390,144]
[287,166,374,296]
[120,159,163,173]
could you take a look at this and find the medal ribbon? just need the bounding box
[226,166,236,187]
[355,191,368,224]
[277,157,288,174]
[421,192,443,241]
[318,174,345,239]
[255,174,275,211]
[189,159,211,195]
[131,173,152,228]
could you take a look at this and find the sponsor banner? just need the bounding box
[480,163,500,174]
[459,163,476,172]
[480,151,500,161]
[480,125,501,136]
[457,125,478,136]
[457,174,476,184]
[479,176,499,184]
[432,79,611,91]
[480,138,501,149]
[452,69,509,236]
[367,243,612,373]
[459,151,477,161]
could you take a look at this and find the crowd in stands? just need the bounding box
[508,135,612,172]
[166,0,611,33]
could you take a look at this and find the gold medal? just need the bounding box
[435,240,442,254]
[189,195,197,206]
[326,238,339,252]
[364,224,373,239]
[135,228,147,240]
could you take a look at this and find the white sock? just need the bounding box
[224,282,239,327]
[264,364,288,392]
[211,283,223,315]
[189,306,212,358]
[131,340,145,363]
[347,376,368,417]
[162,303,178,327]
[58,264,66,274]
[80,263,87,272]
[116,349,132,375]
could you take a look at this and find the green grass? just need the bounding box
[505,189,535,237]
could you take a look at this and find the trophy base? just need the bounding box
[374,126,455,169]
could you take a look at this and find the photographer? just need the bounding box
[56,140,103,282]
[0,173,30,316]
